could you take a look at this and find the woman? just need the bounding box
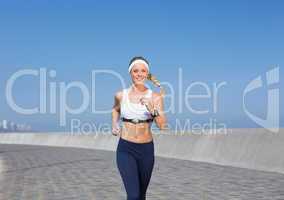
[112,56,167,200]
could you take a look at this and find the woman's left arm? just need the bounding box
[152,93,167,130]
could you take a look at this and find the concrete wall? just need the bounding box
[0,157,4,174]
[0,128,283,174]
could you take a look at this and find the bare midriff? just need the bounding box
[120,122,153,143]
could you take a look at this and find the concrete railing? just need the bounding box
[0,128,283,174]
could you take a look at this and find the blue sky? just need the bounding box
[0,0,283,131]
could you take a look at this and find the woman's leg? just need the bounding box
[116,151,141,200]
[138,147,155,200]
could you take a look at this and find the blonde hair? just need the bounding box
[147,73,165,96]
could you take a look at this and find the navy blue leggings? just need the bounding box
[116,137,155,200]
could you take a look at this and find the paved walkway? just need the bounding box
[0,144,284,200]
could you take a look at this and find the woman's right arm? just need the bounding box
[112,91,122,135]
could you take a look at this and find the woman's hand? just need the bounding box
[112,91,122,136]
[112,123,121,136]
[140,97,154,114]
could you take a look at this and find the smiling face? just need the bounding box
[130,63,149,86]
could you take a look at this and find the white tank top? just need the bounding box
[120,88,153,120]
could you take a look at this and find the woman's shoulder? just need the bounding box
[151,91,163,103]
[114,90,124,101]
[151,91,162,98]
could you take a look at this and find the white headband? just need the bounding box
[128,59,149,73]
